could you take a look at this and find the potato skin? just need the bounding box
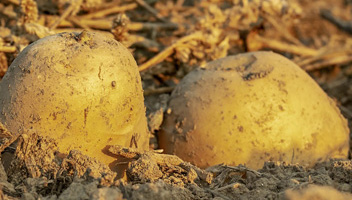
[0,31,149,168]
[159,51,349,169]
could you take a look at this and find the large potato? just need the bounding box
[159,51,349,169]
[0,31,149,169]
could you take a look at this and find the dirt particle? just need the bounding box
[84,107,89,127]
[111,81,116,88]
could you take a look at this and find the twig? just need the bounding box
[133,37,162,52]
[65,18,112,30]
[295,47,331,67]
[56,18,178,31]
[79,3,137,19]
[68,16,92,30]
[264,15,302,45]
[138,31,203,71]
[303,54,352,71]
[253,35,318,57]
[176,0,185,7]
[135,0,168,23]
[144,86,174,96]
[129,22,178,31]
[296,47,351,67]
[4,0,19,5]
[50,5,75,30]
[340,106,352,119]
[321,9,352,34]
[0,46,16,53]
[92,0,121,9]
[49,1,81,30]
[224,165,262,176]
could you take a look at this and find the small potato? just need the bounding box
[159,51,349,169]
[0,31,149,169]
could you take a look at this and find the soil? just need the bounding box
[2,132,352,200]
[1,0,352,199]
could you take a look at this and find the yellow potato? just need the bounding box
[0,31,149,169]
[159,51,349,169]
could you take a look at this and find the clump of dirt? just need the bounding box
[3,132,116,198]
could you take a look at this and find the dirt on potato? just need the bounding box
[1,0,352,199]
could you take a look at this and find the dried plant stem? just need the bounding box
[298,50,348,65]
[340,106,352,118]
[57,18,178,31]
[264,16,302,45]
[139,31,202,71]
[135,0,168,23]
[295,47,332,67]
[295,44,352,71]
[4,0,19,5]
[144,86,174,96]
[0,46,16,53]
[129,22,178,31]
[68,17,92,30]
[321,9,352,34]
[304,54,352,71]
[254,35,318,56]
[69,19,112,30]
[80,3,137,19]
[49,2,79,30]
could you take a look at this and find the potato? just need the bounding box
[0,31,149,169]
[159,51,349,169]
